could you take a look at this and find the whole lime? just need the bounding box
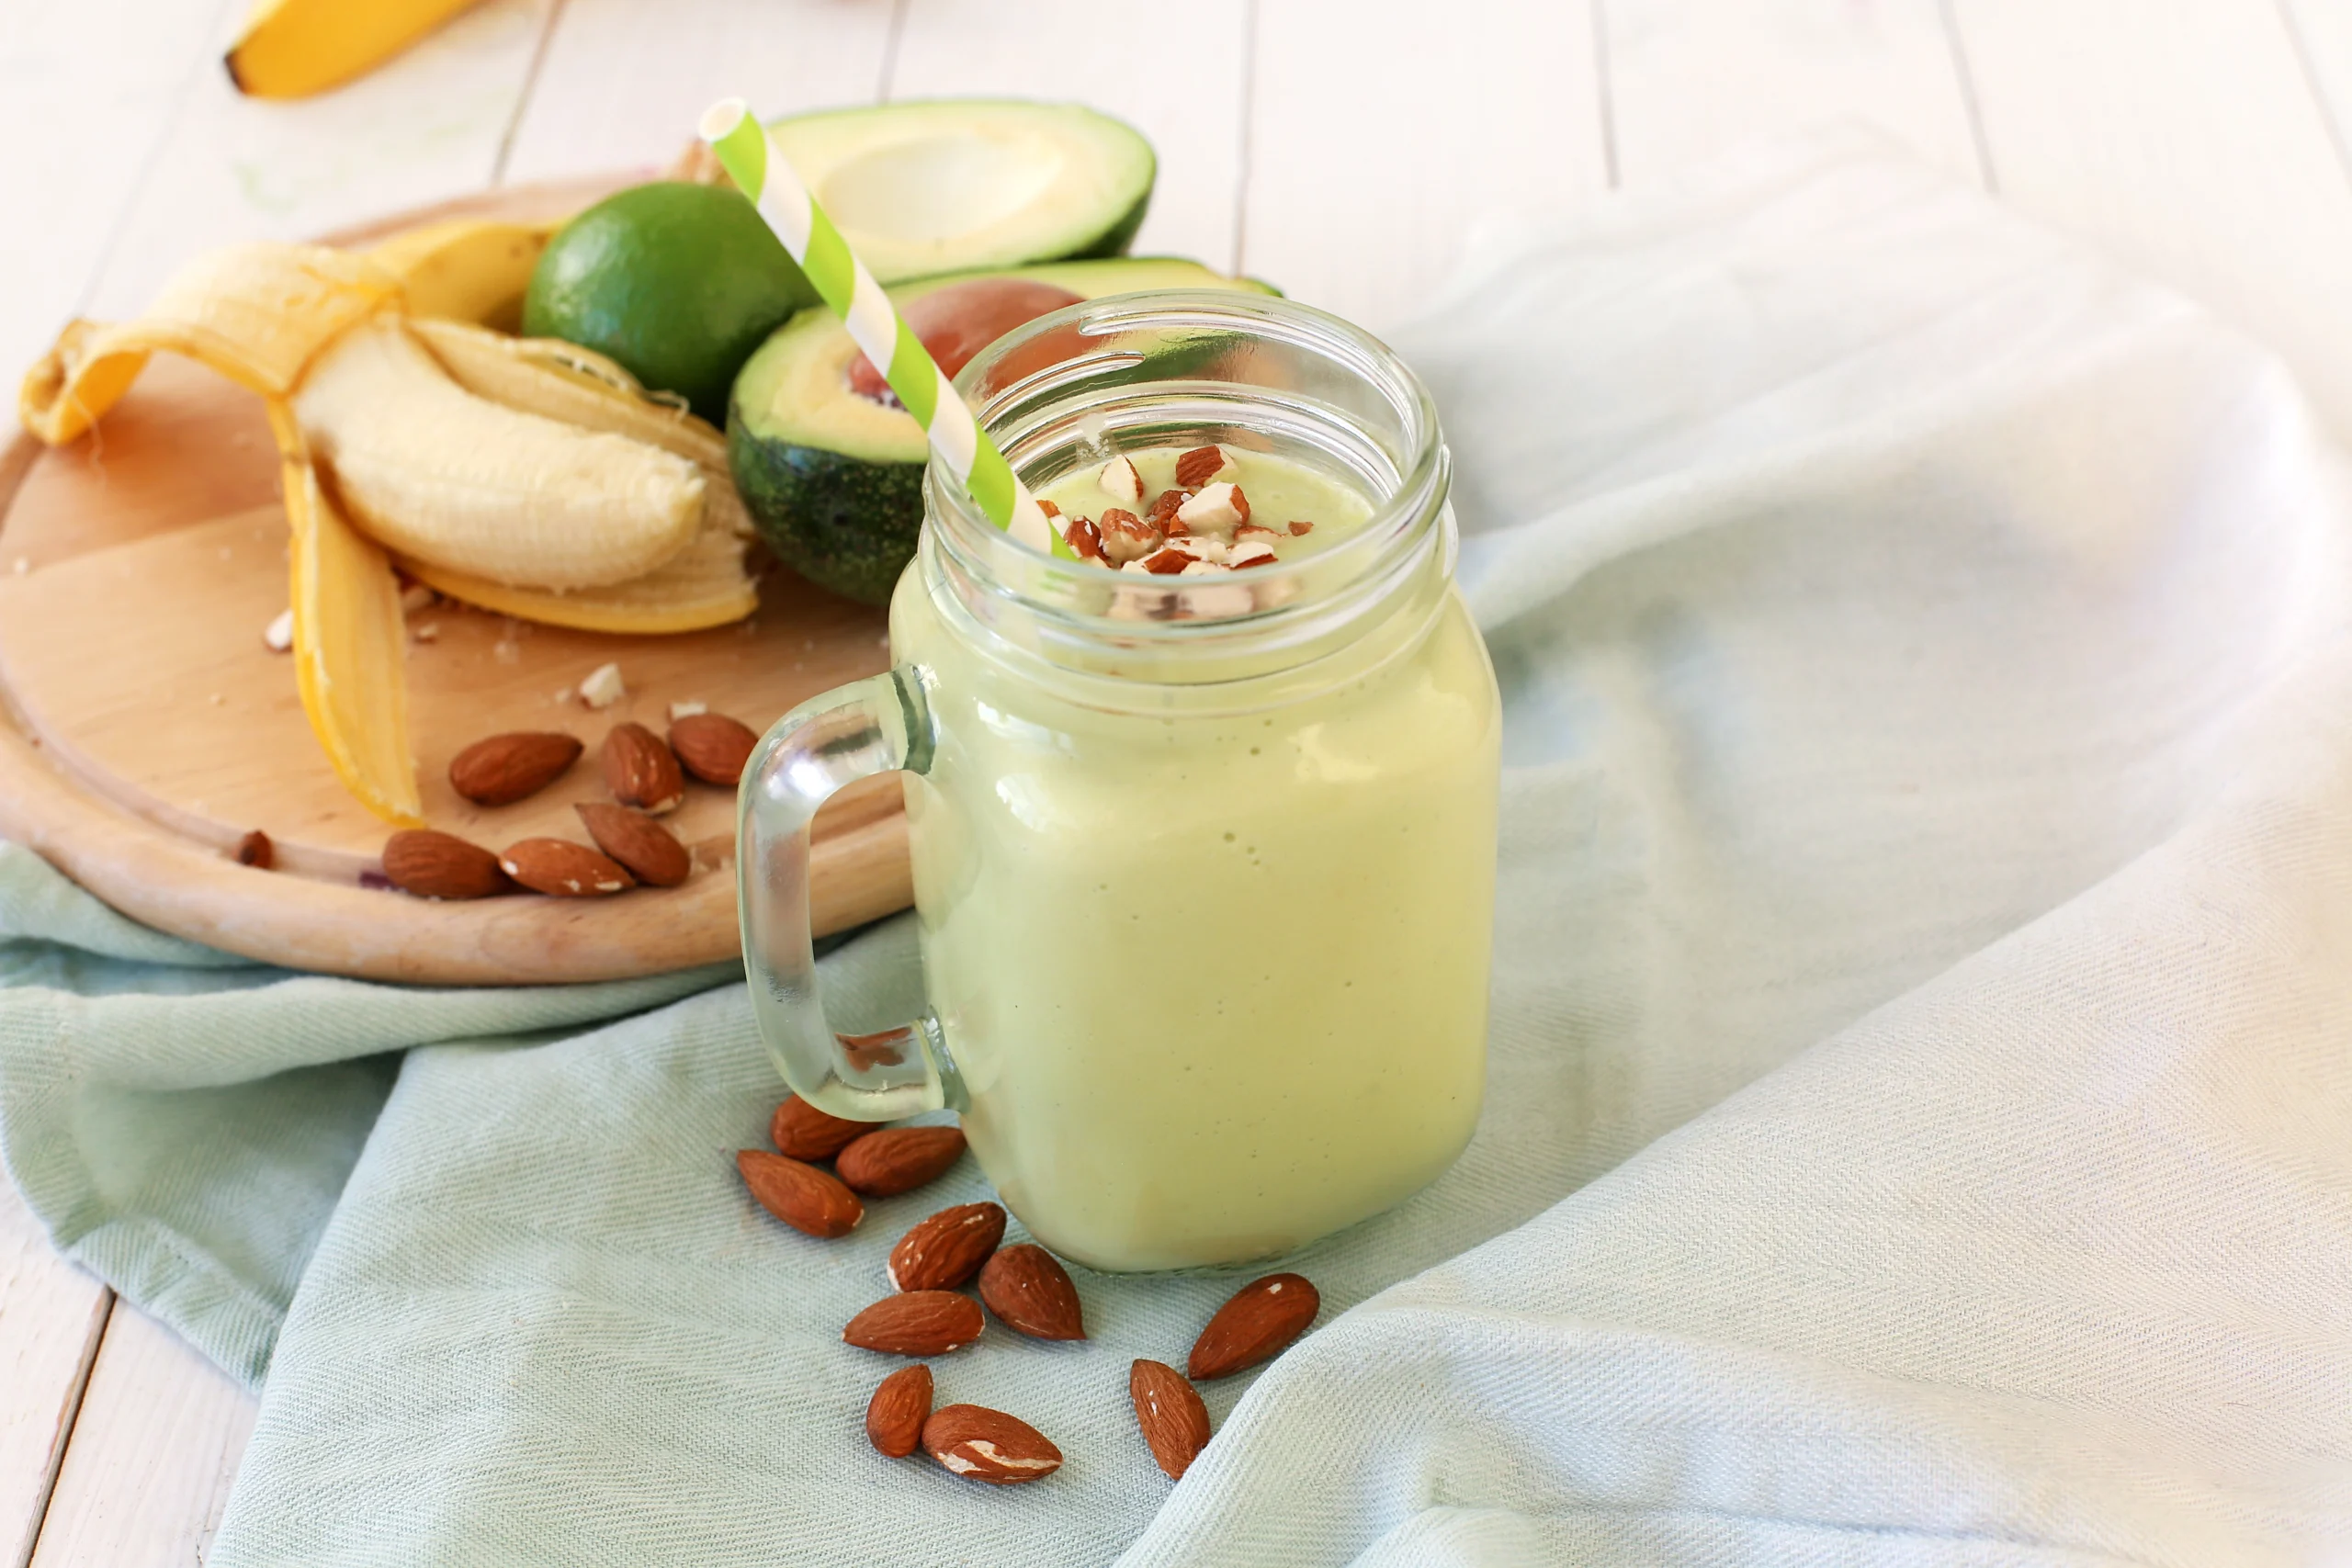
[523,182,817,424]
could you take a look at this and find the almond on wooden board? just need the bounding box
[1188,1273,1319,1381]
[1129,1359,1211,1480]
[865,1364,933,1458]
[668,711,760,787]
[888,1202,1006,1292]
[498,838,635,897]
[843,1291,984,1356]
[380,829,512,899]
[835,1124,967,1197]
[602,721,684,813]
[573,803,690,887]
[770,1094,868,1162]
[736,1149,862,1239]
[447,731,582,806]
[976,1243,1086,1340]
[921,1404,1062,1485]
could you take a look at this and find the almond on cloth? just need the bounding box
[1129,1359,1212,1480]
[770,1094,868,1162]
[844,1291,984,1356]
[602,721,685,813]
[835,1124,967,1196]
[737,1149,863,1238]
[865,1365,933,1458]
[922,1404,1063,1485]
[1188,1273,1319,1380]
[573,803,691,887]
[668,711,761,786]
[888,1202,1006,1292]
[498,839,635,897]
[976,1243,1086,1340]
[447,731,582,806]
[380,829,512,899]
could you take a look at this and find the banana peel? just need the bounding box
[15,220,764,825]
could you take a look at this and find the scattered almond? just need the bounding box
[1188,1273,1319,1380]
[922,1404,1063,1484]
[837,1027,910,1071]
[447,731,582,806]
[262,608,294,652]
[977,1243,1087,1340]
[380,829,512,899]
[844,1291,985,1356]
[1130,1359,1212,1479]
[668,699,707,721]
[498,838,636,897]
[603,722,684,813]
[770,1094,868,1161]
[573,803,690,887]
[669,712,760,787]
[888,1202,1006,1292]
[737,1148,863,1238]
[1174,445,1234,490]
[865,1365,933,1458]
[234,829,274,870]
[836,1124,967,1196]
[1100,454,1144,503]
[578,660,627,709]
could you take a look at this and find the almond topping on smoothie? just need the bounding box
[1227,540,1277,569]
[1098,508,1163,565]
[1140,547,1191,575]
[1176,482,1249,536]
[1175,445,1235,489]
[1067,516,1108,564]
[1288,520,1314,536]
[1147,489,1187,526]
[1099,455,1144,504]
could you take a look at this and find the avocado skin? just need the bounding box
[1064,189,1151,263]
[729,401,924,605]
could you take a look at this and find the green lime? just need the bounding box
[522,182,817,424]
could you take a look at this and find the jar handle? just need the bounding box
[737,665,957,1121]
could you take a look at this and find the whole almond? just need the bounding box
[843,1290,985,1356]
[602,722,684,813]
[498,838,636,897]
[888,1202,1006,1292]
[668,712,760,786]
[1129,1359,1212,1480]
[770,1094,868,1161]
[865,1364,933,1458]
[976,1243,1086,1340]
[736,1149,862,1239]
[835,1125,967,1197]
[921,1404,1063,1485]
[448,731,582,806]
[573,803,690,887]
[380,829,512,899]
[1188,1273,1319,1381]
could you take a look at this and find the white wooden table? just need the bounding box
[6,0,2352,1560]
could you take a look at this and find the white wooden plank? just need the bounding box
[24,1305,255,1568]
[888,0,1248,271]
[0,1179,109,1568]
[500,0,897,186]
[1950,0,2352,437]
[84,0,555,321]
[2279,0,2352,177]
[1602,0,1984,187]
[0,0,237,419]
[1241,0,1611,333]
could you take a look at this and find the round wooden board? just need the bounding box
[0,176,910,985]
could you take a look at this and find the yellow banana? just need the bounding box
[225,0,486,100]
[291,318,706,591]
[407,317,727,468]
[368,218,552,332]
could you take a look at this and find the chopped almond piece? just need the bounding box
[1068,516,1108,563]
[1228,540,1278,569]
[1037,499,1060,519]
[1148,489,1187,525]
[1141,547,1191,575]
[1176,482,1249,536]
[1175,445,1236,490]
[1099,455,1144,504]
[1099,508,1164,565]
[1288,520,1314,536]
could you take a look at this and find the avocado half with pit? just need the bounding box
[772,99,1157,281]
[730,258,1277,604]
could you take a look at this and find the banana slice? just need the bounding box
[292,318,705,591]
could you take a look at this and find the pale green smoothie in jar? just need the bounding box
[740,291,1500,1272]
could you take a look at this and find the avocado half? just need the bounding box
[772,100,1157,282]
[729,258,1277,604]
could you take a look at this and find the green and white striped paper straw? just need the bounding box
[698,98,1064,557]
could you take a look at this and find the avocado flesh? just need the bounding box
[771,100,1157,283]
[730,259,1276,604]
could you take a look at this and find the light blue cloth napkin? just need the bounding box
[5,133,2347,1564]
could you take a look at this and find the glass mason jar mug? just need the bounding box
[740,292,1500,1272]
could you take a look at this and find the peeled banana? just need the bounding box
[225,0,486,100]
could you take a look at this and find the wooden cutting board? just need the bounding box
[0,177,910,985]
